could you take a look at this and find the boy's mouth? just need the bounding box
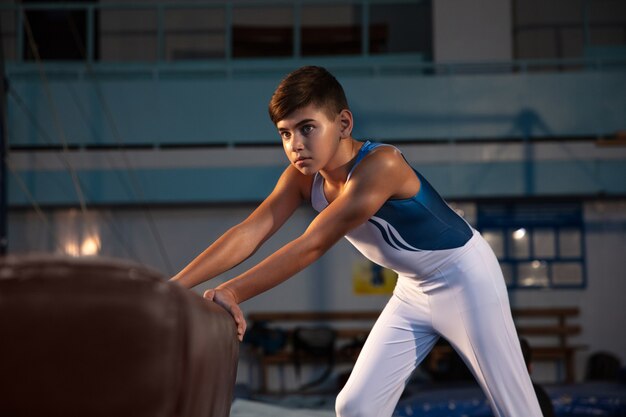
[294,156,311,166]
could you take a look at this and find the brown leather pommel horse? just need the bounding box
[0,255,239,417]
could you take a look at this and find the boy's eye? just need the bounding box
[301,125,314,134]
[280,131,291,140]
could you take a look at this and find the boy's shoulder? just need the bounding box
[346,142,413,189]
[358,141,403,158]
[358,142,406,171]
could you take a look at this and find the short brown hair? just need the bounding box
[268,66,349,125]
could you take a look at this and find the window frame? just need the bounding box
[477,202,587,290]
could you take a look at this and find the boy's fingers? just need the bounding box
[204,288,245,341]
[231,311,244,341]
[238,321,246,341]
[231,306,246,341]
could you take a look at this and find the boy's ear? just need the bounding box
[339,109,353,138]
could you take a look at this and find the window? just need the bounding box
[513,0,626,70]
[22,0,99,61]
[478,202,586,289]
[231,1,432,58]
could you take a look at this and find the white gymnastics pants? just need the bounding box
[336,232,543,417]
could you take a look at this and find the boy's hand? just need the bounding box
[203,287,246,342]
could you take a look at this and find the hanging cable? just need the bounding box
[20,6,91,220]
[63,6,175,274]
[63,79,175,274]
[13,2,176,273]
[17,4,106,256]
[4,156,65,253]
[7,88,143,261]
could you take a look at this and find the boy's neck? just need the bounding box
[319,137,361,185]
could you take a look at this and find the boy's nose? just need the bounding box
[291,135,305,151]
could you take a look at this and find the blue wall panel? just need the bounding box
[6,62,625,204]
[347,72,625,141]
[6,64,626,147]
[8,161,626,206]
[8,166,285,206]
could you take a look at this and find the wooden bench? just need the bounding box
[512,307,584,383]
[247,307,583,392]
[246,311,376,393]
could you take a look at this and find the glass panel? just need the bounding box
[517,260,549,287]
[559,229,582,258]
[301,4,362,56]
[100,9,158,61]
[1,11,17,60]
[500,263,514,286]
[451,202,477,226]
[24,7,88,61]
[233,6,293,57]
[165,8,225,60]
[509,228,530,259]
[553,263,584,286]
[533,229,555,258]
[483,229,504,259]
[369,3,431,54]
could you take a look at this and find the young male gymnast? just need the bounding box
[171,66,543,417]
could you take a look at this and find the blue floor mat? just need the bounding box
[393,382,626,417]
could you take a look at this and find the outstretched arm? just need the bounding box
[217,147,416,306]
[207,168,391,341]
[170,166,308,289]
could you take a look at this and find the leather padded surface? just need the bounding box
[0,255,239,417]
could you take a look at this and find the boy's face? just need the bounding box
[277,104,347,175]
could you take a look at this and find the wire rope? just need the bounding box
[3,156,65,253]
[63,7,174,274]
[11,3,175,273]
[7,88,143,261]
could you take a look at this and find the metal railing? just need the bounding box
[0,0,426,63]
[1,1,624,77]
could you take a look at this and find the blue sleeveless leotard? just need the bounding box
[311,140,473,279]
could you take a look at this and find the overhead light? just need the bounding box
[62,235,100,257]
[64,242,80,257]
[513,228,526,240]
[81,235,100,256]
